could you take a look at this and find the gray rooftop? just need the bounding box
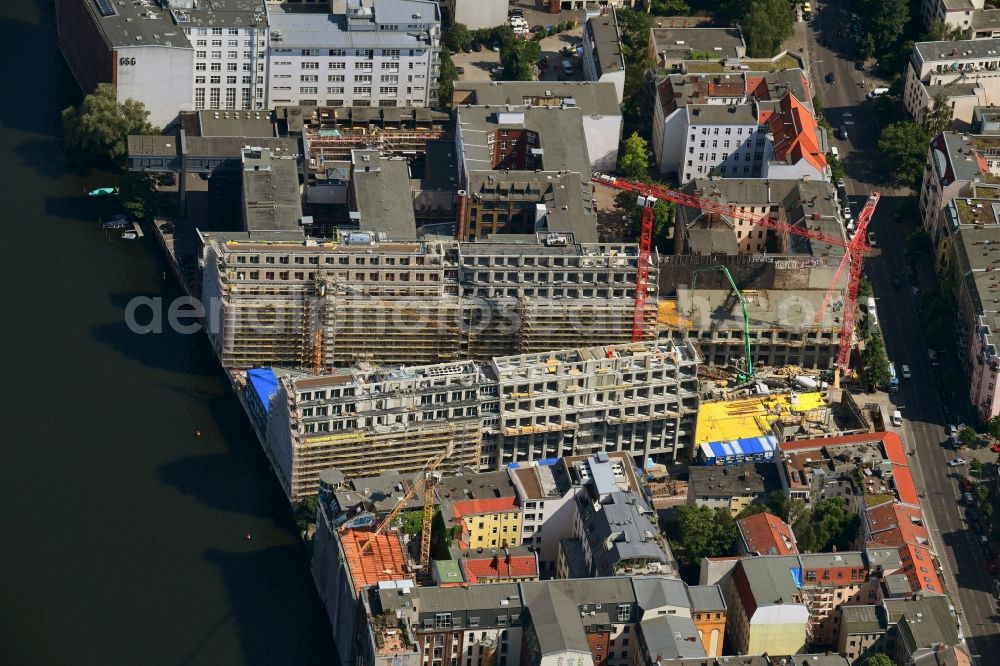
[914,38,1000,63]
[840,604,886,635]
[737,555,802,607]
[688,464,766,499]
[651,27,746,61]
[930,132,989,187]
[797,551,866,570]
[586,11,625,75]
[864,545,904,572]
[410,582,523,614]
[266,0,438,49]
[972,8,1000,30]
[453,81,621,117]
[885,595,960,652]
[421,140,461,191]
[687,585,726,612]
[437,469,518,503]
[457,105,592,177]
[242,151,304,233]
[631,577,690,615]
[351,152,417,241]
[652,659,770,666]
[333,469,422,516]
[588,491,670,576]
[784,656,851,666]
[638,615,706,660]
[687,103,759,125]
[883,573,916,597]
[128,134,299,159]
[80,0,264,49]
[519,583,590,656]
[197,110,276,138]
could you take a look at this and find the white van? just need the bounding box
[891,410,903,427]
[867,87,889,99]
[561,60,574,76]
[830,146,840,158]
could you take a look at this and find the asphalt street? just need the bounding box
[804,1,1000,657]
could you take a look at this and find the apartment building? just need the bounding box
[452,82,622,172]
[726,555,810,656]
[904,39,1000,129]
[736,512,798,556]
[687,464,767,517]
[198,232,658,370]
[438,471,523,550]
[57,0,269,127]
[265,0,440,109]
[921,0,985,30]
[263,340,699,499]
[455,105,598,242]
[581,10,626,104]
[649,27,746,74]
[650,70,815,180]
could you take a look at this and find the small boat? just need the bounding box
[88,187,119,197]
[121,231,138,240]
[102,214,130,230]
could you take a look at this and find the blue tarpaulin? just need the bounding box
[791,567,803,588]
[247,368,278,414]
[697,435,778,465]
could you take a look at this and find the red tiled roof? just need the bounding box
[766,93,827,173]
[898,543,942,594]
[462,554,538,584]
[339,528,411,593]
[867,503,929,549]
[738,512,798,556]
[452,496,518,520]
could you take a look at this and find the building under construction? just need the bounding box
[263,340,699,500]
[199,231,657,370]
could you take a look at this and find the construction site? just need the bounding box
[253,340,700,500]
[198,231,657,371]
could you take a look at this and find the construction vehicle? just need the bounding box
[593,174,880,374]
[690,264,753,382]
[359,439,454,566]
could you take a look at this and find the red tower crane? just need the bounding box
[593,175,880,373]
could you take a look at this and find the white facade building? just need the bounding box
[581,10,626,104]
[904,39,1000,130]
[921,0,984,30]
[265,0,440,109]
[440,0,508,31]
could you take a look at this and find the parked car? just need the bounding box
[837,126,849,140]
[963,491,975,503]
[867,231,876,246]
[455,66,465,74]
[472,41,483,52]
[825,72,836,83]
[901,364,911,379]
[962,477,974,492]
[950,458,968,467]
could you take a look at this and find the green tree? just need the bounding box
[859,0,908,53]
[119,172,157,221]
[905,227,931,257]
[443,23,472,52]
[62,82,157,162]
[737,489,793,521]
[960,426,978,448]
[878,121,931,187]
[438,47,458,106]
[924,94,953,135]
[858,34,876,62]
[862,333,890,388]
[983,503,994,521]
[858,278,873,300]
[500,39,541,81]
[976,483,990,504]
[827,152,845,183]
[923,20,967,42]
[970,458,983,475]
[794,497,860,553]
[987,414,1000,439]
[621,132,649,180]
[862,655,894,666]
[740,0,795,58]
[650,0,691,15]
[294,495,319,534]
[674,505,738,567]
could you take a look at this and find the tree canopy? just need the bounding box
[62,82,157,162]
[438,47,458,106]
[859,0,909,54]
[794,497,860,553]
[924,94,953,136]
[861,655,894,666]
[739,0,795,58]
[500,39,541,81]
[878,121,931,187]
[621,132,649,180]
[442,23,472,52]
[861,333,890,388]
[674,505,738,567]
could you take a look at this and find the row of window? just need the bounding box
[195,76,253,85]
[196,62,263,72]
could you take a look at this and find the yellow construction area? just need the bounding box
[658,301,693,329]
[695,392,827,445]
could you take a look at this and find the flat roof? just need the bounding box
[672,287,842,333]
[242,154,304,232]
[80,0,265,49]
[651,27,745,60]
[266,0,439,49]
[586,11,624,75]
[914,38,1000,63]
[198,110,276,138]
[689,464,767,498]
[352,153,417,240]
[452,81,621,117]
[695,392,826,445]
[687,103,758,125]
[972,8,1000,30]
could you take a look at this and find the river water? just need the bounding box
[0,3,335,663]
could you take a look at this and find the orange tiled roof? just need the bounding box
[898,543,942,594]
[867,503,929,549]
[462,554,538,584]
[339,527,411,593]
[452,496,518,520]
[737,512,798,556]
[766,93,827,172]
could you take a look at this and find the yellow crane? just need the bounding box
[360,439,455,566]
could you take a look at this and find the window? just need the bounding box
[196,51,207,59]
[301,61,320,70]
[195,76,205,84]
[210,63,221,71]
[228,28,239,35]
[379,86,398,95]
[435,613,452,629]
[301,48,320,56]
[300,87,318,94]
[354,86,371,96]
[300,74,319,82]
[211,39,222,47]
[328,75,345,82]
[226,63,237,71]
[617,605,631,622]
[329,62,346,69]
[356,75,372,82]
[327,87,344,94]
[211,51,222,59]
[196,63,206,71]
[329,48,346,57]
[195,88,205,110]
[210,75,221,84]
[209,88,220,109]
[355,61,374,70]
[226,88,236,109]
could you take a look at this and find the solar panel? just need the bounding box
[93,0,115,18]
